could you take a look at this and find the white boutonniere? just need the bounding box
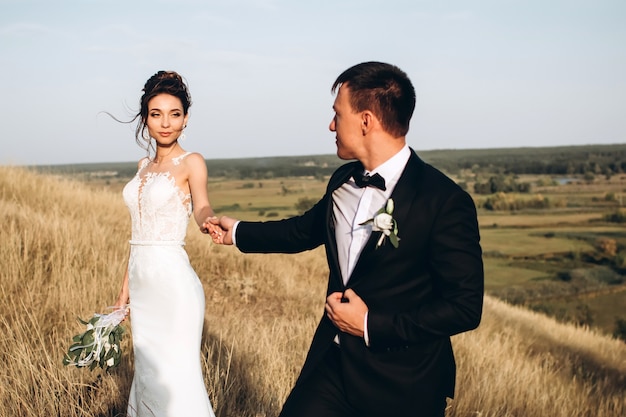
[360,198,399,248]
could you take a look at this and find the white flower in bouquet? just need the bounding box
[360,198,400,248]
[63,306,128,372]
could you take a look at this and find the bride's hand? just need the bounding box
[113,298,130,321]
[202,217,225,243]
[201,216,219,233]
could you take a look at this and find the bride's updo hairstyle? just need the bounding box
[134,71,192,152]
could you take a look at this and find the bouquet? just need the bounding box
[63,306,127,371]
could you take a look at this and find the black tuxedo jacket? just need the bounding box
[236,150,484,415]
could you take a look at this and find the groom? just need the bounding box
[207,62,484,417]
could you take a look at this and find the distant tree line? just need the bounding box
[206,144,626,179]
[473,175,531,195]
[423,144,626,177]
[32,144,626,180]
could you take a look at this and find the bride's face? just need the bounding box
[146,94,189,145]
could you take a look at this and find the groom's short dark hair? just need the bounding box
[332,62,416,138]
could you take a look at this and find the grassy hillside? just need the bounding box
[1,167,625,416]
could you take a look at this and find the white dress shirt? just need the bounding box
[332,145,411,283]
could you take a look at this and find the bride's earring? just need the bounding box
[180,126,187,141]
[142,129,150,141]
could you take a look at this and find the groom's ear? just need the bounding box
[361,111,377,135]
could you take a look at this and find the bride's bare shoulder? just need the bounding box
[182,152,206,167]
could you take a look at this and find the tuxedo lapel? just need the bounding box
[325,162,361,289]
[387,151,423,235]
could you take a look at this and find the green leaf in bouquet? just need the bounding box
[69,346,83,360]
[81,329,94,346]
[111,326,122,344]
[100,353,107,369]
[77,316,90,326]
[103,348,114,362]
[89,360,98,371]
[105,354,119,371]
[72,334,83,343]
[88,316,100,325]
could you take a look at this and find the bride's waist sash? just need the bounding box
[129,240,185,246]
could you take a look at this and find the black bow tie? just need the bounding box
[353,170,386,191]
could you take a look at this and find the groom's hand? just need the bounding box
[204,216,237,245]
[325,289,368,338]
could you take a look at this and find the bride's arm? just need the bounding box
[186,152,215,232]
[114,248,130,310]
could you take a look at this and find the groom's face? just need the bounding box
[330,84,364,160]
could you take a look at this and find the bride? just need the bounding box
[113,70,217,416]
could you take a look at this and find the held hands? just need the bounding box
[202,216,238,245]
[325,289,368,338]
[200,216,223,240]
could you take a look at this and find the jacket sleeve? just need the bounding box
[235,162,356,254]
[235,193,329,254]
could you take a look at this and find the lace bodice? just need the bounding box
[123,154,192,243]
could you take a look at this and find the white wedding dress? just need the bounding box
[122,153,215,417]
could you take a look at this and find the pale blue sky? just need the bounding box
[1,0,624,165]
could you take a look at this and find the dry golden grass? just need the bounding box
[1,166,625,417]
